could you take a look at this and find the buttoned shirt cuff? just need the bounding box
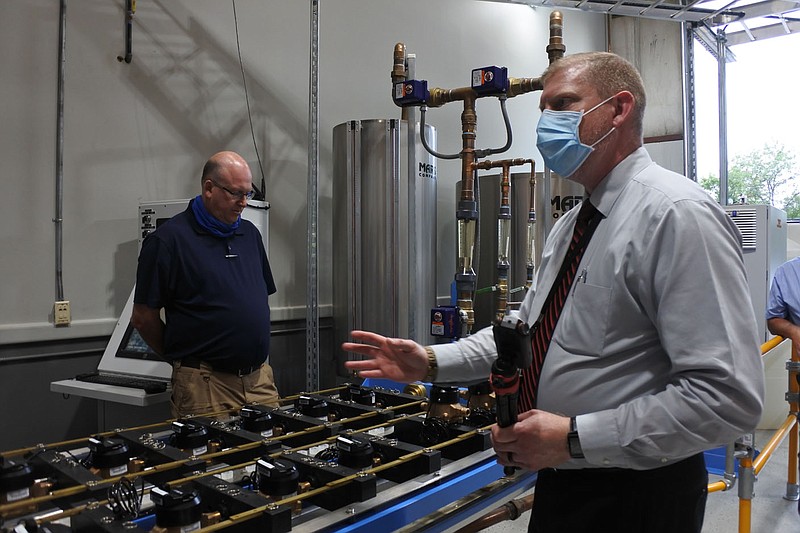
[573,412,627,468]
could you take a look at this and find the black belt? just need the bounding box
[179,356,263,377]
[540,453,706,485]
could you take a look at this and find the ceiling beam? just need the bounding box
[733,0,800,22]
[726,15,800,44]
[482,0,745,24]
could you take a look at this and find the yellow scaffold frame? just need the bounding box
[707,335,800,533]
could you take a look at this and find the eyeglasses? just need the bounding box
[209,179,254,201]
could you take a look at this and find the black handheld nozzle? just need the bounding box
[491,311,532,475]
[491,356,520,429]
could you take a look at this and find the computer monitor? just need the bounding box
[115,323,162,362]
[96,289,173,380]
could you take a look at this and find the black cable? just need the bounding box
[420,417,450,446]
[62,448,90,469]
[420,106,461,160]
[231,0,267,201]
[475,96,513,158]
[107,477,143,519]
[315,446,339,462]
[465,407,494,427]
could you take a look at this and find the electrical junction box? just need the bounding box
[393,79,428,107]
[138,200,188,250]
[431,306,462,339]
[471,66,508,96]
[54,300,71,326]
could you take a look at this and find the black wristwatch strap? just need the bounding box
[567,416,585,459]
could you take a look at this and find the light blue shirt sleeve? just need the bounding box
[766,258,800,324]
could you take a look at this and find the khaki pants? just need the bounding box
[170,360,280,418]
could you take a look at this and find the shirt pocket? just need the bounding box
[556,281,612,356]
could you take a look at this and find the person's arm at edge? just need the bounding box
[131,303,165,356]
[767,317,800,349]
[342,325,498,385]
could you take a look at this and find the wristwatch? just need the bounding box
[424,346,438,382]
[567,416,585,459]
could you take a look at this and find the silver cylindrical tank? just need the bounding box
[470,172,584,330]
[333,119,437,373]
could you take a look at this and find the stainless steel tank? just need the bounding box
[333,119,437,372]
[470,172,584,330]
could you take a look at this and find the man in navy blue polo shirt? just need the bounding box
[131,151,279,417]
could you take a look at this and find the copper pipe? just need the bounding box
[547,11,566,64]
[460,95,478,201]
[506,76,543,97]
[391,42,406,84]
[467,158,534,324]
[470,157,533,172]
[454,493,534,533]
[391,10,567,336]
[425,86,474,108]
[500,164,511,210]
[456,96,479,334]
[392,42,408,121]
[423,10,563,107]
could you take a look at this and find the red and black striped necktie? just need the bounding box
[519,199,601,411]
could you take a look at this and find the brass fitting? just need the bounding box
[547,11,566,64]
[392,42,406,84]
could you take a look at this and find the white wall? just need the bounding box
[787,222,800,260]
[0,0,606,344]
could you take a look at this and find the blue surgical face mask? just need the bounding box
[536,95,616,178]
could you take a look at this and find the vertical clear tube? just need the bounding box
[457,219,476,276]
[498,218,511,265]
[526,216,536,290]
[496,165,512,322]
[526,167,536,290]
[496,216,511,322]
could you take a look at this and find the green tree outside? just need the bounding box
[699,142,800,218]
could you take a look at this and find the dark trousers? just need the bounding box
[529,454,708,533]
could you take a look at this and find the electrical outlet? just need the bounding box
[54,300,71,326]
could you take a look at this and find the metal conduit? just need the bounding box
[716,28,729,205]
[306,0,320,392]
[682,22,698,182]
[55,0,67,302]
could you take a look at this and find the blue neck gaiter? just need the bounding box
[191,195,240,237]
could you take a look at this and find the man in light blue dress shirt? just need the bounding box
[343,52,764,533]
[766,257,800,348]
